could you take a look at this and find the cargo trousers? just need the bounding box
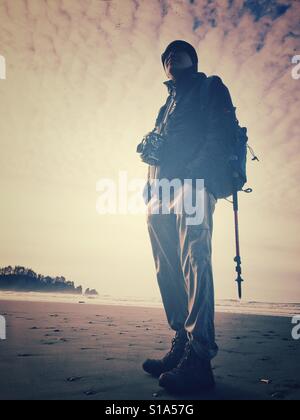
[146,182,219,361]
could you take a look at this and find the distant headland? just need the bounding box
[0,266,98,296]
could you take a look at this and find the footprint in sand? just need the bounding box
[41,340,58,345]
[84,390,98,396]
[67,377,83,383]
[271,392,286,400]
[152,389,166,398]
[18,354,37,358]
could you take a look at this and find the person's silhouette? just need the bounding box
[141,40,235,395]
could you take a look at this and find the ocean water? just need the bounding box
[0,291,299,317]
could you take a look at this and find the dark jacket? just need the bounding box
[148,69,235,198]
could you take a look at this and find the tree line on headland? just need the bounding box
[0,266,98,296]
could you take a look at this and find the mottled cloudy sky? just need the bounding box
[0,0,299,302]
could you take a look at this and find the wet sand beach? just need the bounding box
[0,300,299,400]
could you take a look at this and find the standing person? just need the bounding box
[140,40,235,394]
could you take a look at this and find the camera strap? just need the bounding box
[157,94,177,135]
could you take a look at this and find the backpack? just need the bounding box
[200,76,256,200]
[226,112,249,196]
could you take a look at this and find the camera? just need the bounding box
[137,130,166,166]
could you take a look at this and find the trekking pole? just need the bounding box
[232,176,244,299]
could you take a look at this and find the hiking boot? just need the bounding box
[142,329,188,378]
[158,342,215,394]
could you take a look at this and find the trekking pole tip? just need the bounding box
[236,275,243,300]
